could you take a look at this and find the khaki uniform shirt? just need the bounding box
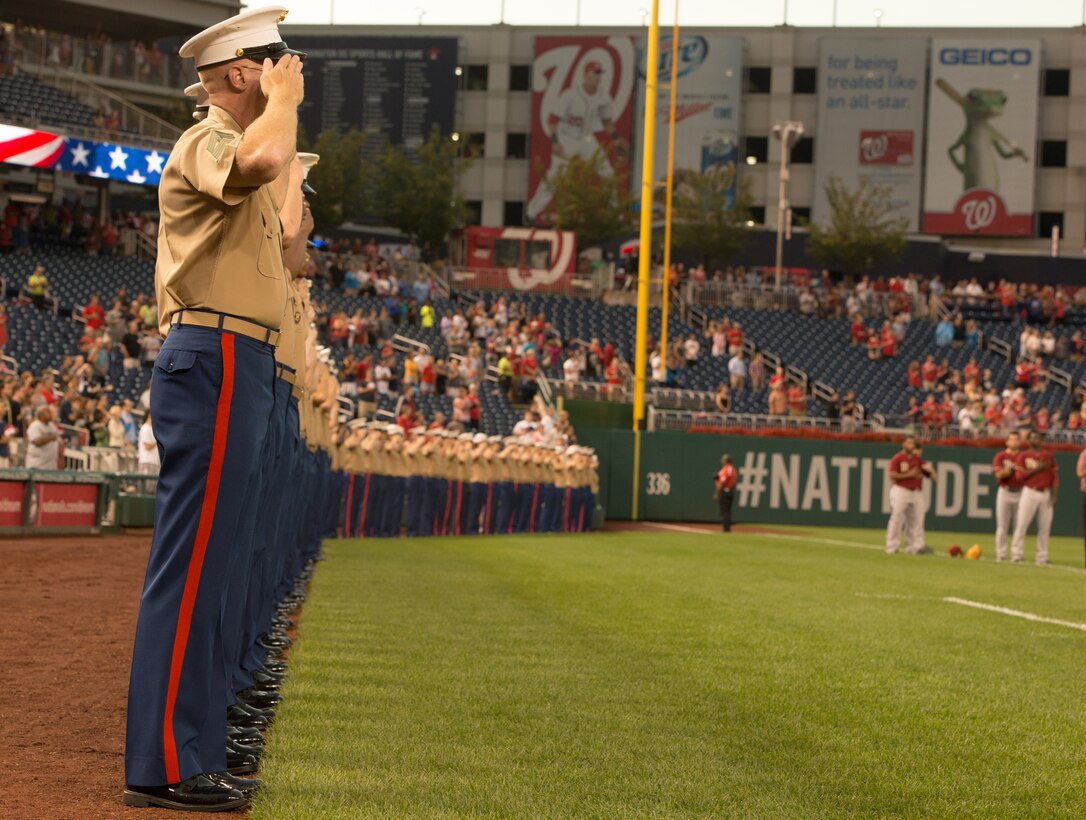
[156,106,287,335]
[275,276,305,373]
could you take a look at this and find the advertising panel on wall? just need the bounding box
[812,38,927,231]
[287,36,458,155]
[923,39,1041,236]
[634,34,744,217]
[526,35,637,225]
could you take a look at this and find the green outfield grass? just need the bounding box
[251,525,1086,818]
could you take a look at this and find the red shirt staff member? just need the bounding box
[1011,430,1058,565]
[714,454,738,533]
[992,431,1025,562]
[885,436,936,555]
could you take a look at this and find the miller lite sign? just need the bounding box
[922,38,1041,236]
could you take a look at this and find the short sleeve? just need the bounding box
[177,125,253,207]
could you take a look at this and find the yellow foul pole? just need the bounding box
[632,0,660,520]
[661,2,679,365]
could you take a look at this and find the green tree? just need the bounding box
[544,150,634,247]
[671,170,754,269]
[305,127,371,230]
[373,125,469,251]
[806,175,908,278]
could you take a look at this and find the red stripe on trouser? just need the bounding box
[344,474,355,538]
[485,484,492,533]
[162,333,235,784]
[564,488,571,532]
[530,484,539,533]
[359,473,370,538]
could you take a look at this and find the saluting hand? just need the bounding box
[260,55,304,106]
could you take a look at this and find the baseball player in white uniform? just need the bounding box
[886,436,936,555]
[991,431,1024,561]
[527,60,626,221]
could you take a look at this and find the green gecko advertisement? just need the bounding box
[922,39,1040,236]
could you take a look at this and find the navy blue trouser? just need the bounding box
[492,481,514,534]
[381,475,405,537]
[236,376,292,689]
[465,481,486,535]
[418,476,437,535]
[364,473,383,538]
[434,478,451,535]
[514,482,534,534]
[126,326,275,787]
[405,474,426,536]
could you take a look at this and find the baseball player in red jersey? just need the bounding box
[714,454,738,532]
[885,436,936,555]
[992,431,1024,561]
[1010,430,1058,565]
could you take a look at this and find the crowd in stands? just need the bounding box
[1,200,156,258]
[1,20,186,88]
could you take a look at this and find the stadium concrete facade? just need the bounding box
[288,23,1086,253]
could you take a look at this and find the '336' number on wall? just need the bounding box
[646,472,671,496]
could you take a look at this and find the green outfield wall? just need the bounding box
[579,430,1084,538]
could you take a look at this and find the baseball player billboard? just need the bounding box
[526,35,637,225]
[922,39,1041,236]
[812,38,927,231]
[634,33,744,217]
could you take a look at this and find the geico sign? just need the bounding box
[939,48,1032,66]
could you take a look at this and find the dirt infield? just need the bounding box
[1,533,183,819]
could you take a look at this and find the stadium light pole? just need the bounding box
[660,0,680,366]
[772,120,803,289]
[632,0,660,520]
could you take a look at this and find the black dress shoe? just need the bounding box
[206,771,263,795]
[226,749,259,775]
[122,774,248,811]
[227,725,264,744]
[239,688,283,709]
[252,669,284,688]
[263,659,289,673]
[258,635,291,651]
[227,737,263,758]
[231,699,275,719]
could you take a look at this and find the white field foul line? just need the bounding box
[943,597,1086,632]
[642,523,1086,574]
[643,523,883,552]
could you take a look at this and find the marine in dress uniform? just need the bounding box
[124,6,306,811]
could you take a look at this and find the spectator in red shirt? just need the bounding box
[880,322,896,358]
[726,323,743,356]
[850,315,867,345]
[963,357,980,386]
[921,355,938,390]
[907,361,921,390]
[1011,431,1058,564]
[786,383,807,417]
[83,294,105,331]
